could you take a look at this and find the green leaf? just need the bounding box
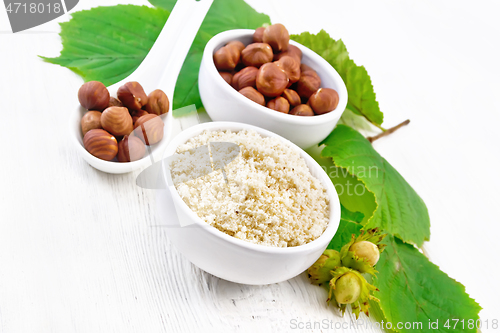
[150,0,271,110]
[320,125,430,247]
[369,300,398,333]
[305,145,376,225]
[149,0,176,10]
[337,108,377,134]
[327,204,364,251]
[291,30,384,126]
[375,235,481,332]
[41,5,170,86]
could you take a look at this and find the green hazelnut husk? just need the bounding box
[340,228,387,275]
[332,272,361,304]
[307,249,341,285]
[328,267,379,319]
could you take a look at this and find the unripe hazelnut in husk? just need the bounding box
[253,27,265,43]
[307,249,341,285]
[349,241,380,266]
[256,62,288,97]
[239,86,265,106]
[145,89,169,116]
[241,43,273,68]
[232,66,258,90]
[133,114,164,146]
[289,104,314,116]
[275,55,301,84]
[296,64,321,99]
[78,81,110,111]
[81,111,102,136]
[274,44,302,63]
[117,135,146,162]
[263,23,289,53]
[333,272,361,304]
[213,44,241,71]
[117,81,148,110]
[267,96,290,113]
[282,89,301,107]
[219,71,233,85]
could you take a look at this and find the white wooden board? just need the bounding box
[0,0,498,332]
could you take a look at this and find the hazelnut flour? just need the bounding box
[169,130,329,247]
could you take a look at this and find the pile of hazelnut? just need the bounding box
[78,81,169,162]
[214,24,339,116]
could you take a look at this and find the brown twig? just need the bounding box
[368,119,410,143]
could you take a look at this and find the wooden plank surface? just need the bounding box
[0,0,498,332]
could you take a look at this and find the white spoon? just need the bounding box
[71,0,213,174]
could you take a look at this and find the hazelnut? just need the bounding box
[219,71,233,85]
[83,129,118,161]
[333,272,362,305]
[256,62,289,97]
[267,96,290,113]
[213,44,240,71]
[78,81,110,111]
[101,106,134,137]
[239,86,265,106]
[274,45,302,63]
[296,64,321,99]
[145,89,169,116]
[117,81,148,110]
[227,40,245,53]
[308,88,339,115]
[263,23,289,53]
[282,89,301,107]
[275,55,301,84]
[108,97,123,107]
[117,135,146,162]
[232,66,258,90]
[81,111,102,136]
[133,114,164,145]
[253,27,265,43]
[131,109,149,124]
[241,43,273,67]
[289,104,314,116]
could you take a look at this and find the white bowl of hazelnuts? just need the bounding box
[72,80,172,174]
[199,25,348,149]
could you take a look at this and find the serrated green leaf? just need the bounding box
[327,204,364,252]
[305,145,376,225]
[369,300,398,333]
[150,0,271,110]
[291,30,384,126]
[337,108,377,134]
[320,125,430,247]
[375,235,481,333]
[41,5,170,86]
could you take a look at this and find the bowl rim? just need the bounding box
[202,29,348,126]
[70,105,173,173]
[162,121,341,254]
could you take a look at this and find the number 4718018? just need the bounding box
[5,2,62,14]
[444,318,498,330]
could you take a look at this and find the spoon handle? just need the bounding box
[118,0,213,99]
[155,0,214,100]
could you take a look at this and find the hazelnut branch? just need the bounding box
[368,119,410,143]
[373,122,387,132]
